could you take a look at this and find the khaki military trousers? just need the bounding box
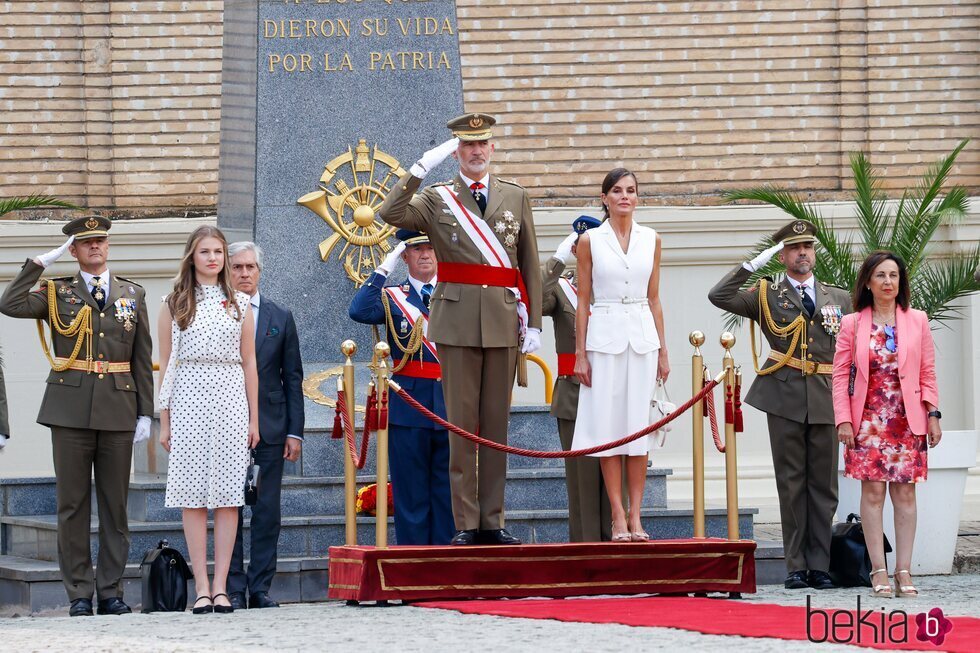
[438,344,517,531]
[557,418,611,542]
[767,414,839,573]
[51,426,132,601]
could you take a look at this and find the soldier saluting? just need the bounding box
[708,219,850,591]
[0,217,153,616]
[379,113,542,546]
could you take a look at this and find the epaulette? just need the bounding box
[431,180,453,187]
[497,178,524,187]
[115,276,144,288]
[400,284,410,292]
[561,270,575,280]
[819,281,847,292]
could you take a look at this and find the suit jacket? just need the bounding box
[0,359,8,436]
[541,257,579,421]
[254,296,305,445]
[349,272,447,428]
[0,259,153,431]
[708,264,852,425]
[832,306,938,436]
[379,172,542,348]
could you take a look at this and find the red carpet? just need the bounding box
[418,596,980,652]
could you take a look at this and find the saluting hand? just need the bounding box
[35,235,75,268]
[377,241,406,276]
[744,241,784,273]
[410,137,460,179]
[553,232,578,265]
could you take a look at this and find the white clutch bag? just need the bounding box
[649,380,676,448]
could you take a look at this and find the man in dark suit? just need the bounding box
[227,241,305,609]
[348,229,454,545]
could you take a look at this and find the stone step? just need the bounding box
[1,504,755,564]
[2,467,671,523]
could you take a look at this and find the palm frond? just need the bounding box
[907,138,970,221]
[0,195,80,218]
[849,151,890,250]
[911,247,980,326]
[723,186,823,224]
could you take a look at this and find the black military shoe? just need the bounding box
[248,592,280,609]
[450,529,479,545]
[784,570,809,589]
[478,528,521,545]
[69,598,94,617]
[96,597,132,615]
[228,593,247,610]
[807,570,837,590]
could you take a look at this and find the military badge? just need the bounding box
[821,304,843,336]
[399,317,409,334]
[114,297,137,332]
[128,285,135,295]
[497,210,520,249]
[451,232,458,244]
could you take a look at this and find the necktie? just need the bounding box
[421,283,433,309]
[798,284,815,317]
[470,182,487,214]
[91,276,106,310]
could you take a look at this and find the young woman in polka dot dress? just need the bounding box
[157,225,260,614]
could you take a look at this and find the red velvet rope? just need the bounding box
[336,390,372,470]
[390,378,721,458]
[705,384,726,453]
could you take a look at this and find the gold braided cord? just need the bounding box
[750,278,807,376]
[35,280,92,372]
[379,288,425,374]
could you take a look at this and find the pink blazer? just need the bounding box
[832,306,939,435]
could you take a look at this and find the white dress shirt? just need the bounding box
[79,268,110,302]
[459,171,490,204]
[792,275,816,305]
[408,274,437,302]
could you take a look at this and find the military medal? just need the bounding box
[821,304,842,336]
[114,297,136,332]
[451,232,458,243]
[128,285,135,295]
[399,317,409,334]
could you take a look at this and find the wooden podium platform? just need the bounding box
[327,538,756,602]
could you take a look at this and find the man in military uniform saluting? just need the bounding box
[542,216,611,542]
[0,217,154,616]
[379,113,543,545]
[708,219,850,590]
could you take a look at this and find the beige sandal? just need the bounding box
[894,569,919,597]
[870,569,893,598]
[611,522,631,542]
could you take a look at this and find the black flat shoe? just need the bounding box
[211,592,234,614]
[784,570,809,589]
[69,598,94,617]
[478,528,521,545]
[807,570,837,590]
[248,592,279,609]
[191,595,213,615]
[96,597,132,615]
[450,529,479,545]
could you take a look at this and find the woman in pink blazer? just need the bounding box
[832,251,942,599]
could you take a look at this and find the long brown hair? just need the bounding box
[852,250,911,311]
[168,225,240,330]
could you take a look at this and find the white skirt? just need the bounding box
[572,346,658,457]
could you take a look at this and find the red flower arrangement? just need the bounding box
[356,483,395,516]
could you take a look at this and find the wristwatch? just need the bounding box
[927,410,942,419]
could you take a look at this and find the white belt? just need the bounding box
[594,298,648,305]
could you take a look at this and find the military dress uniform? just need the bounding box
[541,228,612,543]
[708,220,851,583]
[0,217,153,606]
[0,360,9,439]
[379,115,542,540]
[348,231,454,545]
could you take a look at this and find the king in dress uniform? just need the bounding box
[348,229,454,545]
[0,216,154,616]
[708,219,851,590]
[379,113,543,545]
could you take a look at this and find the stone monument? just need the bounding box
[218,0,464,362]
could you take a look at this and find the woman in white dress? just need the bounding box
[572,169,670,543]
[158,225,259,614]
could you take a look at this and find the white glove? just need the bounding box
[743,241,784,273]
[521,327,542,354]
[0,434,7,450]
[35,235,75,268]
[553,232,578,265]
[377,241,407,276]
[410,137,459,179]
[133,416,152,444]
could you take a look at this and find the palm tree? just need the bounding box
[0,194,79,219]
[722,138,978,329]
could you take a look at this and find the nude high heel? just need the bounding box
[894,570,919,598]
[870,569,893,598]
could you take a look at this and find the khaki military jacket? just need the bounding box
[708,264,852,425]
[541,257,580,421]
[0,260,154,431]
[379,172,542,348]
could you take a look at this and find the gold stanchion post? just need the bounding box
[720,332,740,541]
[689,330,706,539]
[341,339,358,546]
[374,342,391,549]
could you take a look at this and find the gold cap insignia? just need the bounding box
[792,221,806,234]
[469,115,484,129]
[85,218,99,230]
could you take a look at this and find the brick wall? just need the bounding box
[0,1,976,211]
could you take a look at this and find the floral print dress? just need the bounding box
[844,323,927,483]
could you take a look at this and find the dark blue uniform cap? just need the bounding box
[395,229,430,246]
[572,215,602,234]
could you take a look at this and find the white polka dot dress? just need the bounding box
[161,285,251,509]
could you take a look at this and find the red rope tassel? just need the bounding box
[365,385,378,432]
[378,387,389,430]
[733,375,744,433]
[724,384,734,424]
[331,399,343,439]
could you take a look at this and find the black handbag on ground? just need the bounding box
[140,539,191,613]
[244,449,260,506]
[829,513,893,587]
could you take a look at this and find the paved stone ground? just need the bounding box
[1,574,976,652]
